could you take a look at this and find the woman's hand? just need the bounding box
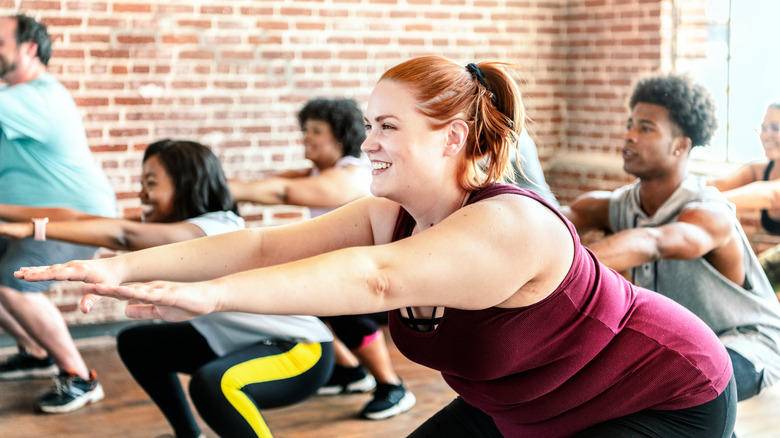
[15,258,120,285]
[81,281,221,322]
[0,222,33,240]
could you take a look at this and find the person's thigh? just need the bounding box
[408,397,503,438]
[574,375,737,438]
[727,348,764,401]
[0,237,96,292]
[190,340,334,438]
[117,322,218,375]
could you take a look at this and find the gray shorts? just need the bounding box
[0,237,97,293]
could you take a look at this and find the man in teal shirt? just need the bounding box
[0,14,115,413]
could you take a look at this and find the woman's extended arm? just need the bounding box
[17,196,386,286]
[707,161,763,192]
[720,180,780,210]
[19,195,574,323]
[0,218,208,251]
[0,204,97,222]
[230,165,371,207]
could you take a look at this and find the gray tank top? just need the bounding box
[609,174,780,389]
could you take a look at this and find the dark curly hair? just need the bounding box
[12,14,52,66]
[143,139,238,222]
[629,74,718,148]
[297,98,365,158]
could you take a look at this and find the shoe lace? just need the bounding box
[51,374,75,395]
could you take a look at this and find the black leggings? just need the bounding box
[117,322,333,438]
[320,313,387,349]
[409,375,737,438]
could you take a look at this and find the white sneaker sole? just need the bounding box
[362,391,416,420]
[317,375,377,395]
[38,383,105,414]
[0,365,59,380]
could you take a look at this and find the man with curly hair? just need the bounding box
[562,73,780,402]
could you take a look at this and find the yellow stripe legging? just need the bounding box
[189,340,334,438]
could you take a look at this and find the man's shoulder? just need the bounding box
[0,74,65,101]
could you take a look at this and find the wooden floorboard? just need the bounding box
[0,331,777,437]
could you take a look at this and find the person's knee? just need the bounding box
[0,285,20,302]
[189,365,224,405]
[0,288,48,314]
[116,329,139,364]
[727,348,763,401]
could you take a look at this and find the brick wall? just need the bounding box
[1,0,567,220]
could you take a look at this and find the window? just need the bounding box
[676,0,779,163]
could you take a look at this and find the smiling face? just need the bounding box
[361,80,452,202]
[622,102,685,180]
[302,119,344,169]
[139,154,177,223]
[760,106,780,161]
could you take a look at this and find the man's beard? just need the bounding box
[0,56,16,80]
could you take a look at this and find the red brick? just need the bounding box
[75,97,109,106]
[22,2,66,11]
[162,34,199,44]
[109,128,149,137]
[66,2,109,12]
[178,19,212,29]
[113,3,152,13]
[201,5,233,14]
[90,49,131,58]
[117,35,156,44]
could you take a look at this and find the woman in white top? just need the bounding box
[0,139,333,438]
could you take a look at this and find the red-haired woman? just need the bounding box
[19,57,735,437]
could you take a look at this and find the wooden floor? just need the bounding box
[0,331,778,438]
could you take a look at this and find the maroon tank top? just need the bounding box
[389,183,732,437]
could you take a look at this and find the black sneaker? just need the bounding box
[360,382,416,420]
[35,369,104,414]
[0,350,58,380]
[317,365,377,395]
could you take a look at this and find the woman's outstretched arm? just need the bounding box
[16,196,385,286]
[0,204,97,222]
[18,195,573,324]
[0,218,207,251]
[230,165,370,208]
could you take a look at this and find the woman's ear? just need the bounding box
[444,119,469,157]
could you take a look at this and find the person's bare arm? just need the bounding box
[0,217,208,251]
[720,180,780,210]
[230,165,371,208]
[559,191,612,233]
[588,205,736,273]
[707,162,763,192]
[0,204,97,222]
[19,195,574,323]
[17,196,387,288]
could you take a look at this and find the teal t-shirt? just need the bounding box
[0,74,115,216]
